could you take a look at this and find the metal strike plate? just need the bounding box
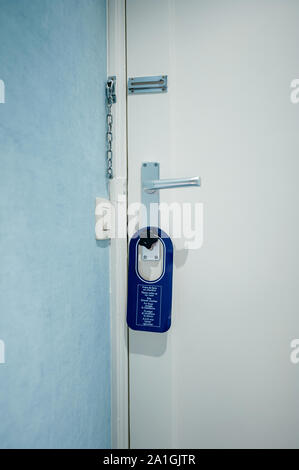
[128,75,168,95]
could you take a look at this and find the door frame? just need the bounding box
[107,0,129,450]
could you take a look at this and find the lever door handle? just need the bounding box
[144,176,200,193]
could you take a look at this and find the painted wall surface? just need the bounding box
[0,0,110,449]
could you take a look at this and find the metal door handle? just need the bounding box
[144,176,200,193]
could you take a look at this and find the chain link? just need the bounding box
[106,78,116,179]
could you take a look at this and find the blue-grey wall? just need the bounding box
[0,0,110,449]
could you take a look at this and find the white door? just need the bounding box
[127,0,299,449]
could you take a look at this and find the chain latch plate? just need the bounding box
[106,76,116,104]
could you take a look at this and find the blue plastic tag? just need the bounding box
[127,227,173,333]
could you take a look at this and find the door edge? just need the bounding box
[107,0,129,450]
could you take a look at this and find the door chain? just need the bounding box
[106,76,116,179]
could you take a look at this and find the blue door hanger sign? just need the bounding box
[127,227,173,333]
